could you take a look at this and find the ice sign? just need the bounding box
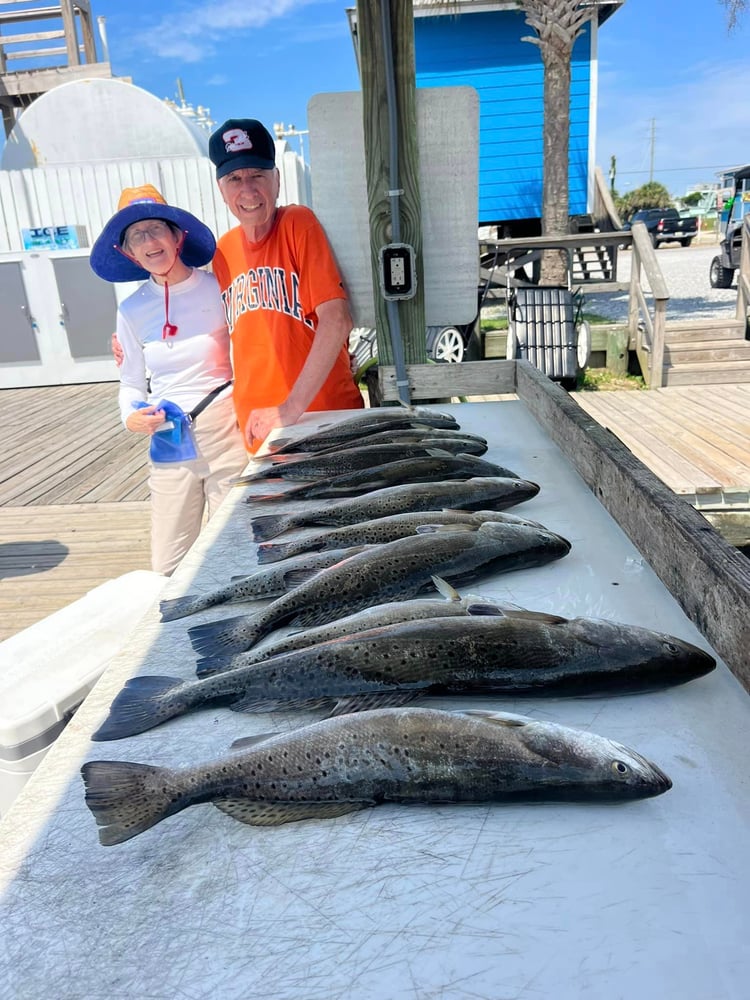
[21,226,80,250]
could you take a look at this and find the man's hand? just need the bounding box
[245,406,292,448]
[111,333,124,367]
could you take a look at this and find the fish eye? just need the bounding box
[612,760,630,776]
[663,641,679,656]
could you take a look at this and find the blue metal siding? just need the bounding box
[415,10,591,225]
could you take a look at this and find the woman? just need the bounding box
[90,185,248,575]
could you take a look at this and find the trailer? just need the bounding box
[0,363,748,999]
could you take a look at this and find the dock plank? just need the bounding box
[573,385,750,501]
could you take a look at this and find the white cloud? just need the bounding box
[135,0,322,62]
[596,58,750,190]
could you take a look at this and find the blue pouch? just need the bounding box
[133,400,198,463]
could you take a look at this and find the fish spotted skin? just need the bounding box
[249,477,540,542]
[94,609,712,740]
[234,440,493,485]
[301,428,490,457]
[255,508,545,564]
[187,521,570,656]
[82,707,672,845]
[158,546,371,622]
[194,592,509,676]
[244,453,522,503]
[269,407,460,454]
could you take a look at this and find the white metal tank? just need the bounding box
[2,77,209,169]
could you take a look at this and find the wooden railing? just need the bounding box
[737,217,750,323]
[627,221,670,387]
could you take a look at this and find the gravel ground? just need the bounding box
[582,242,738,324]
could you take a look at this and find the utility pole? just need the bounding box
[649,118,655,183]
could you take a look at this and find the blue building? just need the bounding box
[412,0,623,233]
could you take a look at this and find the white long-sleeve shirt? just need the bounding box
[117,268,233,425]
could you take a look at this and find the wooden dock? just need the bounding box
[1,380,748,644]
[0,383,151,642]
[572,384,750,547]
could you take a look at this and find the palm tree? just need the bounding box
[720,0,748,29]
[518,0,596,284]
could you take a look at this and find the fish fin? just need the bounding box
[456,709,534,727]
[430,575,462,600]
[250,513,292,542]
[243,489,293,504]
[81,760,178,845]
[465,602,512,616]
[228,470,267,485]
[195,655,242,679]
[255,542,296,564]
[229,733,280,749]
[417,523,477,535]
[159,595,201,622]
[188,615,257,656]
[492,609,569,624]
[91,676,184,741]
[281,567,323,590]
[329,690,423,716]
[229,694,333,714]
[213,798,372,827]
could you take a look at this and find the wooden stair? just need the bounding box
[657,318,750,386]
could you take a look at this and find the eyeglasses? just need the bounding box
[124,221,173,247]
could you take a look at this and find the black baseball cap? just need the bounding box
[209,119,276,179]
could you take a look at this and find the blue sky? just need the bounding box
[6,0,750,198]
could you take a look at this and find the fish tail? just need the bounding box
[250,513,294,541]
[159,594,206,621]
[188,615,261,655]
[195,655,243,679]
[81,760,183,845]
[92,676,185,741]
[256,541,303,564]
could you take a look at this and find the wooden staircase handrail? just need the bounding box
[628,221,669,388]
[737,217,750,323]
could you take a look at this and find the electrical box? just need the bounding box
[379,243,416,300]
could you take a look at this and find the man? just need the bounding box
[209,117,364,450]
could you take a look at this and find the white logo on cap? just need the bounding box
[223,128,253,153]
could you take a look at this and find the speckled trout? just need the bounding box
[92,608,713,740]
[249,477,540,542]
[244,453,522,503]
[82,707,672,845]
[188,521,570,656]
[255,508,544,564]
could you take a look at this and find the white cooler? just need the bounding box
[0,570,166,818]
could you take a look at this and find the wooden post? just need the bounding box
[77,1,98,65]
[60,0,79,66]
[356,0,426,366]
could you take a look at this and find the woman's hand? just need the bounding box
[111,333,124,366]
[126,406,167,435]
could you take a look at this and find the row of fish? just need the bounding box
[82,405,715,845]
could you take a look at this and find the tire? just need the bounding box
[650,233,658,249]
[682,238,694,248]
[709,256,734,289]
[576,320,592,370]
[426,326,466,364]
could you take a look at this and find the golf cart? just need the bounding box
[710,163,750,289]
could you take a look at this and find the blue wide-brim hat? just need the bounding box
[90,184,216,283]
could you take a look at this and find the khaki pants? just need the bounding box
[149,394,248,575]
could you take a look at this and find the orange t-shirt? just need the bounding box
[213,205,364,442]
